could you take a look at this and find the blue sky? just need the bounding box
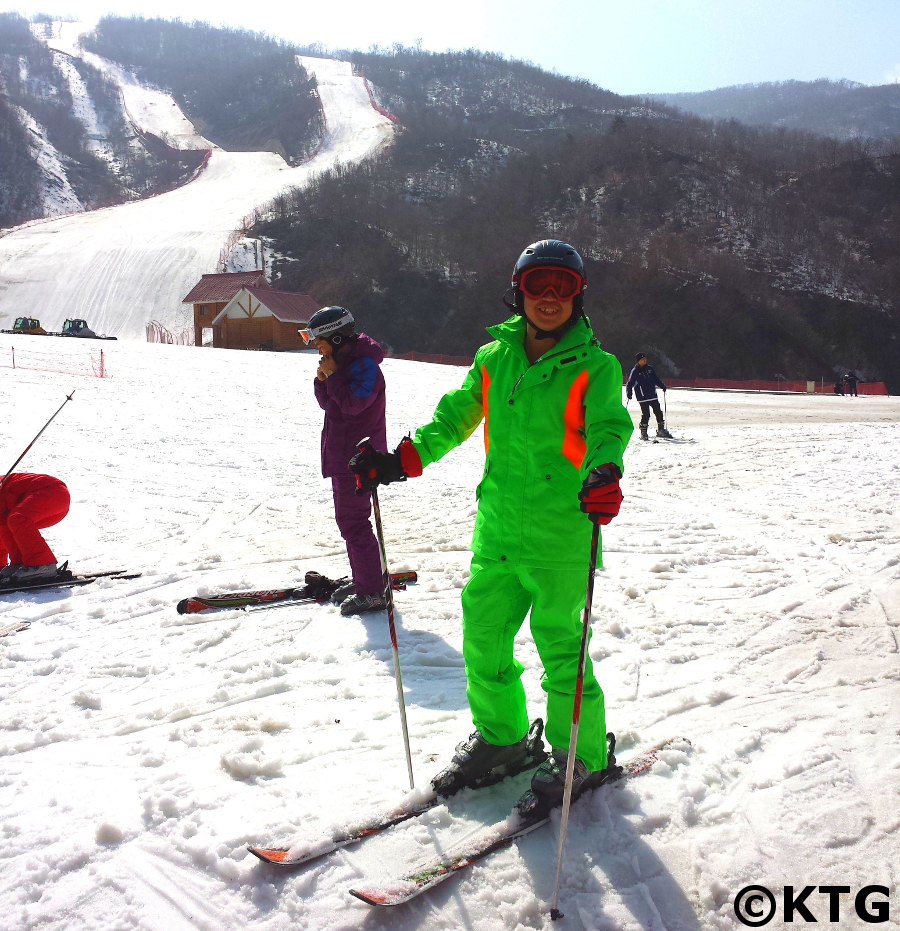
[8,0,900,94]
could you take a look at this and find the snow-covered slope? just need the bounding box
[1,337,898,930]
[0,26,394,340]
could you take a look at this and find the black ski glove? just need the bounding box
[578,464,623,525]
[349,437,423,493]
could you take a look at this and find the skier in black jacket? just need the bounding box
[626,353,672,440]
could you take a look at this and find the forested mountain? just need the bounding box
[0,15,321,228]
[83,17,322,163]
[255,48,900,390]
[0,12,203,226]
[651,79,900,142]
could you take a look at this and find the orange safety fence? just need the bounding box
[386,352,890,395]
[0,342,108,378]
[385,350,474,367]
[661,378,888,395]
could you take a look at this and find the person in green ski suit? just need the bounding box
[351,240,632,809]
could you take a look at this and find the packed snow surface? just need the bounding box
[0,339,897,930]
[0,26,394,340]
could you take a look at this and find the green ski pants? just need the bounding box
[460,554,607,772]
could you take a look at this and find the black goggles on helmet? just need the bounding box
[517,266,583,301]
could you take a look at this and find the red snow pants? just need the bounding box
[0,474,70,567]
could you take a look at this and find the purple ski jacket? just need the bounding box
[313,333,387,478]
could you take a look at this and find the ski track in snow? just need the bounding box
[1,22,394,341]
[0,341,898,930]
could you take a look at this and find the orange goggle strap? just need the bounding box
[517,266,583,300]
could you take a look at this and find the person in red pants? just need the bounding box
[0,473,70,585]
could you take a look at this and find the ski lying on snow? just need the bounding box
[349,736,690,908]
[248,797,438,866]
[247,719,548,867]
[0,620,31,638]
[177,570,417,615]
[0,561,140,596]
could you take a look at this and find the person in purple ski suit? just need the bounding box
[304,306,388,615]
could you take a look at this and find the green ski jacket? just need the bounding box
[411,315,633,569]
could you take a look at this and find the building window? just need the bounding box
[198,305,207,315]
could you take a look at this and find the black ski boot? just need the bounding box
[516,732,621,818]
[330,581,356,605]
[431,718,548,797]
[340,591,386,615]
[640,426,649,441]
[657,427,673,439]
[5,563,60,585]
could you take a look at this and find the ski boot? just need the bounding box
[657,427,673,439]
[330,581,355,605]
[0,564,21,584]
[639,426,649,441]
[339,591,386,616]
[6,563,60,585]
[431,718,548,798]
[516,732,621,818]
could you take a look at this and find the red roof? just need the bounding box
[182,271,269,303]
[243,287,319,323]
[210,287,320,325]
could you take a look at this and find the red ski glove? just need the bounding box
[349,437,423,493]
[578,465,623,525]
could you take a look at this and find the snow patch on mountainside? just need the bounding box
[14,103,83,217]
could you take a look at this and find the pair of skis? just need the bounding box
[176,570,418,615]
[0,564,140,637]
[0,561,140,596]
[249,736,688,908]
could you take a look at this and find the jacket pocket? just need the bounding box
[475,457,491,501]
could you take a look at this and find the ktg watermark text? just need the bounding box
[734,884,891,926]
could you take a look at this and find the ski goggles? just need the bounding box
[298,307,355,345]
[517,266,584,301]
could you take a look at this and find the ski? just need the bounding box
[349,736,690,907]
[0,620,30,638]
[177,570,417,615]
[247,719,548,867]
[0,561,140,596]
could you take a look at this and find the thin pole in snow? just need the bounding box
[0,391,75,490]
[549,521,600,921]
[371,486,416,790]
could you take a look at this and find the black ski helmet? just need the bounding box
[504,239,588,338]
[300,306,355,346]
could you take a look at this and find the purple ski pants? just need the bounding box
[331,473,384,596]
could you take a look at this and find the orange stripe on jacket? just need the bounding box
[481,364,491,455]
[562,369,589,469]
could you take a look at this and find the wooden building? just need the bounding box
[211,287,320,351]
[183,271,269,347]
[182,271,318,350]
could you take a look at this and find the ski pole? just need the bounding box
[549,520,600,921]
[663,390,668,430]
[0,391,75,491]
[370,486,416,790]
